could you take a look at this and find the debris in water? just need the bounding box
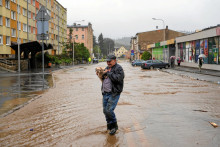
[193,110,208,112]
[209,122,218,128]
[30,129,34,131]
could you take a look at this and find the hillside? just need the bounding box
[114,37,131,50]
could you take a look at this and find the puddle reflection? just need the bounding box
[0,74,52,115]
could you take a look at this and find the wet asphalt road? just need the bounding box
[0,61,220,147]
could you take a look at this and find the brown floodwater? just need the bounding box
[0,61,219,147]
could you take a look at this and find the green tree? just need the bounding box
[98,33,104,53]
[141,51,152,60]
[74,43,90,62]
[93,45,101,59]
[103,38,115,56]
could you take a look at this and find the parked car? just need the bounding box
[141,60,170,69]
[132,60,144,66]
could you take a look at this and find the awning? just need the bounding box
[10,41,53,53]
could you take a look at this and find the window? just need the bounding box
[6,36,10,45]
[0,0,2,6]
[0,35,3,44]
[6,18,10,27]
[76,28,78,31]
[17,21,21,30]
[28,0,31,3]
[11,0,15,2]
[28,25,31,33]
[11,11,16,20]
[11,29,16,37]
[17,5,20,14]
[0,16,2,25]
[5,0,10,9]
[28,11,31,18]
[82,35,84,40]
[33,27,35,34]
[82,28,84,31]
[33,0,35,6]
[23,8,27,16]
[33,14,35,20]
[75,35,78,40]
[23,23,27,32]
[56,25,58,30]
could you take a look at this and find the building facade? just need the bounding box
[0,0,67,58]
[67,23,93,56]
[176,26,220,65]
[114,46,127,58]
[131,26,185,59]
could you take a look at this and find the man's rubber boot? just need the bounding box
[109,122,118,135]
[107,123,111,130]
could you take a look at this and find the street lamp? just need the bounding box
[152,18,166,61]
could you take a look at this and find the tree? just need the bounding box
[141,51,152,60]
[93,35,98,48]
[74,43,90,63]
[98,33,104,53]
[103,38,115,56]
[93,45,101,59]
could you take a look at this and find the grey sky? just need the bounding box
[59,0,220,39]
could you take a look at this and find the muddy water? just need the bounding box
[0,74,53,116]
[0,61,219,147]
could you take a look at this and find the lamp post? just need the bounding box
[152,18,165,61]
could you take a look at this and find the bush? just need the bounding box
[141,51,152,60]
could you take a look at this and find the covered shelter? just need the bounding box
[10,41,53,69]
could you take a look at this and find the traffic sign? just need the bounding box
[36,6,50,21]
[131,50,134,53]
[37,34,49,40]
[131,53,134,56]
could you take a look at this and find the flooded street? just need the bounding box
[0,74,52,116]
[0,61,220,147]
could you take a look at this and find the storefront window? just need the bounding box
[219,37,220,64]
[204,39,208,64]
[195,40,200,62]
[183,42,186,62]
[208,37,218,64]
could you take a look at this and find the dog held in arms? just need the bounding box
[95,67,107,82]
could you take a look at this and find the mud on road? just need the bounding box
[0,61,220,147]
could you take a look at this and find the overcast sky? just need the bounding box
[59,0,220,39]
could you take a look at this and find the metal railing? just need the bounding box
[0,59,17,70]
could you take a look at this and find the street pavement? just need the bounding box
[0,61,219,147]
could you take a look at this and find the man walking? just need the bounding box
[101,54,124,135]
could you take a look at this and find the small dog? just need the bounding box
[95,67,106,82]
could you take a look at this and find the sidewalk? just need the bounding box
[180,62,220,71]
[171,65,220,77]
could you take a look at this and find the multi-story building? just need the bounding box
[131,26,185,59]
[67,23,93,56]
[0,0,67,58]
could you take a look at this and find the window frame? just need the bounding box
[5,0,10,9]
[0,35,3,44]
[6,36,10,45]
[6,18,10,27]
[11,11,16,20]
[0,16,2,25]
[11,28,16,37]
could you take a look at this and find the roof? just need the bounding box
[10,41,53,53]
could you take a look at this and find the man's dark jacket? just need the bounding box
[102,63,124,97]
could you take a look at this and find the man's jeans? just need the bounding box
[103,93,120,124]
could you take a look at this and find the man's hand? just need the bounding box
[104,68,111,73]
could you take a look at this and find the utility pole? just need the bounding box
[72,38,74,66]
[58,6,60,55]
[17,0,20,72]
[27,0,29,42]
